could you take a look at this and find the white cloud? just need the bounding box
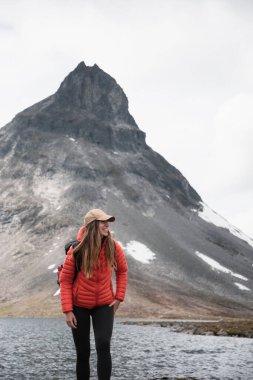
[210,94,253,190]
[199,94,253,237]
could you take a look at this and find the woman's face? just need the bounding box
[98,221,110,237]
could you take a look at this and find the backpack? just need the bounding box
[57,239,80,286]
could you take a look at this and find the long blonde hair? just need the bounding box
[73,220,116,278]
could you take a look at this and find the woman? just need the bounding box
[60,208,128,380]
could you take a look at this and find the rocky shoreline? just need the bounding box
[120,318,253,338]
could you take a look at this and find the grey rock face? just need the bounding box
[12,62,145,153]
[56,62,137,125]
[0,62,252,318]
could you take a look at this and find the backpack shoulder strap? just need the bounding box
[65,239,79,255]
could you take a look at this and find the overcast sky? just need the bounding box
[1,0,253,237]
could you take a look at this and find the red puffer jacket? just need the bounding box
[60,226,128,313]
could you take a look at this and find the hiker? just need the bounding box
[60,209,128,380]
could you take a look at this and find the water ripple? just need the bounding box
[0,318,252,379]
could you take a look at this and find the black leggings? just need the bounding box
[72,305,114,380]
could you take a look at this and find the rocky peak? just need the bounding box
[10,62,146,152]
[55,61,137,127]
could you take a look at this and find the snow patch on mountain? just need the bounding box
[48,264,56,270]
[234,283,250,291]
[54,289,60,296]
[198,202,253,248]
[195,251,248,281]
[120,241,156,264]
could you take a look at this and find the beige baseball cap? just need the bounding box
[84,209,115,226]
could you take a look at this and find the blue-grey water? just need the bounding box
[0,318,252,380]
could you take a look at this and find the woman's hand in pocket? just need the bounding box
[65,311,77,329]
[109,299,121,313]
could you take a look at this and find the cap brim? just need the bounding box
[98,215,115,222]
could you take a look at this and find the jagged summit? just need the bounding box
[0,63,202,208]
[55,61,138,128]
[10,62,144,151]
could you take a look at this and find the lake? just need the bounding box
[0,318,252,379]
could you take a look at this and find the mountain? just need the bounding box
[0,62,252,318]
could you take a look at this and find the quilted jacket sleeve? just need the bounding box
[60,247,75,313]
[114,241,128,302]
